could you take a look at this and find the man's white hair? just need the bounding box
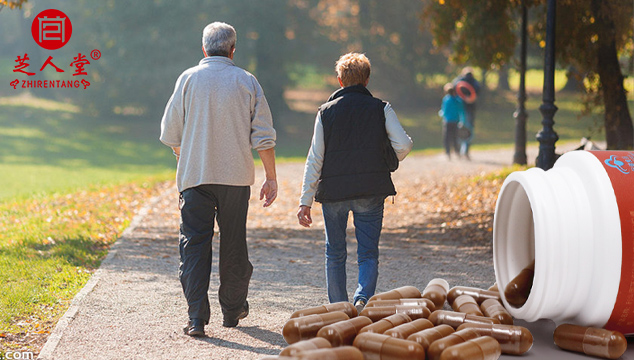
[202,22,236,57]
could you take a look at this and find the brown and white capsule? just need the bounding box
[365,298,435,311]
[279,337,332,357]
[428,310,500,328]
[384,318,434,339]
[439,336,501,360]
[360,304,430,322]
[407,324,455,351]
[447,286,501,305]
[479,299,513,325]
[504,260,534,308]
[457,323,532,355]
[290,302,358,319]
[553,324,627,360]
[282,311,350,344]
[452,295,484,316]
[358,313,411,334]
[274,346,365,360]
[369,286,422,301]
[316,316,372,346]
[426,328,480,360]
[295,346,365,360]
[422,278,450,310]
[353,332,425,360]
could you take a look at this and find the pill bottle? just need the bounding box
[493,150,634,333]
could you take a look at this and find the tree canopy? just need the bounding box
[422,0,521,69]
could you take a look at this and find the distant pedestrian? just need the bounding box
[439,83,464,160]
[453,67,480,159]
[297,53,413,313]
[160,22,278,337]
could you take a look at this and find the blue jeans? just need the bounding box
[321,196,385,304]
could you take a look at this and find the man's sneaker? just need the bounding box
[354,299,367,314]
[223,301,249,327]
[183,318,205,337]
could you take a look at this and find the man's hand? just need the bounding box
[259,179,277,207]
[297,205,312,228]
[257,148,277,207]
[171,146,180,162]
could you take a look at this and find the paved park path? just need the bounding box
[39,147,541,360]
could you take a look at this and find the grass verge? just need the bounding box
[0,94,175,201]
[0,176,172,354]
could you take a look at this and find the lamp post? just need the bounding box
[536,0,559,170]
[513,2,528,165]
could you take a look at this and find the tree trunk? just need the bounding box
[479,69,487,101]
[561,66,583,92]
[592,0,634,150]
[253,1,289,115]
[498,65,510,91]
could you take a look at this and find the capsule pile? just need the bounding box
[270,278,627,359]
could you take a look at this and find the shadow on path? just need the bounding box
[238,326,287,348]
[193,326,284,356]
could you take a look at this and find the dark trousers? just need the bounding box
[463,106,476,155]
[179,184,252,323]
[443,122,460,156]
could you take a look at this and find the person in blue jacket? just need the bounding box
[439,83,465,160]
[453,67,480,159]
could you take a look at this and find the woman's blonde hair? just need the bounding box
[335,53,371,87]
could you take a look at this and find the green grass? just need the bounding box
[422,68,571,93]
[0,95,175,201]
[485,69,571,92]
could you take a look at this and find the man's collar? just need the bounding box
[199,56,235,66]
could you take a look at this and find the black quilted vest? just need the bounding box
[315,85,396,203]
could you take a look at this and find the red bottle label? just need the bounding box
[590,151,634,333]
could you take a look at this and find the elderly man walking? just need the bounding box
[160,22,277,337]
[297,53,413,312]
